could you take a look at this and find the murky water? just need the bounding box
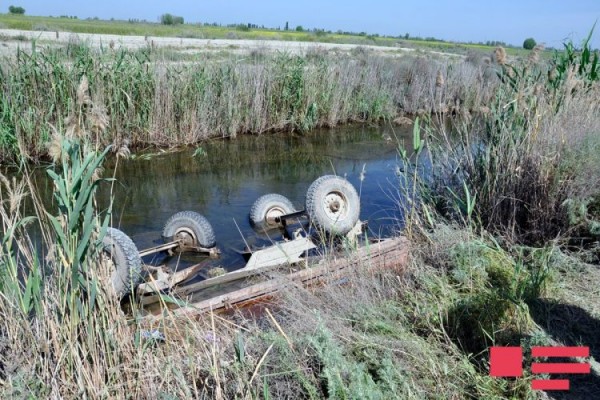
[9,124,411,277]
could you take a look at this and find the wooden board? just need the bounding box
[140,236,316,301]
[244,236,316,270]
[137,263,203,295]
[146,237,409,319]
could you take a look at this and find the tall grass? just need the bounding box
[0,42,499,163]
[398,35,600,245]
[390,32,600,397]
[0,81,131,397]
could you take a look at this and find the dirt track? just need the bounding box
[0,28,460,58]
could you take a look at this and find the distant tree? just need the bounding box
[295,25,303,32]
[160,13,184,25]
[285,21,289,31]
[161,13,173,25]
[8,5,26,14]
[523,37,536,50]
[485,40,507,47]
[404,33,409,39]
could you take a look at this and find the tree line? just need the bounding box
[8,5,25,14]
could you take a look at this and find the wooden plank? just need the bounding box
[146,237,408,319]
[137,264,203,295]
[173,236,315,296]
[244,236,316,270]
[169,263,204,286]
[137,273,170,295]
[175,263,294,297]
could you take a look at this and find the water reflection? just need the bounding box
[7,123,411,273]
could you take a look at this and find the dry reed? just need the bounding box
[0,44,499,163]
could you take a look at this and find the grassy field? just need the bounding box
[0,13,533,56]
[0,14,400,45]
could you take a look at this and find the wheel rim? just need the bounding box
[265,206,286,225]
[175,228,197,247]
[322,190,348,221]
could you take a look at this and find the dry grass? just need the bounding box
[0,44,500,163]
[0,222,512,399]
[403,59,600,244]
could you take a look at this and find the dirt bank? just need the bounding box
[0,28,460,58]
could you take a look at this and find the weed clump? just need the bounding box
[494,46,507,65]
[445,240,534,353]
[564,195,600,237]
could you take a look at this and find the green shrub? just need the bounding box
[447,291,529,353]
[549,25,599,91]
[160,13,183,25]
[441,236,560,356]
[522,38,536,50]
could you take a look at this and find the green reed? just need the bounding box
[0,41,497,164]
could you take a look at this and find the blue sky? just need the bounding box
[5,1,600,48]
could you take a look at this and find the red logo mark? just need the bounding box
[490,346,590,391]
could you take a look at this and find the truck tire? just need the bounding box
[305,175,360,236]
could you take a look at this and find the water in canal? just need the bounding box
[13,123,412,278]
